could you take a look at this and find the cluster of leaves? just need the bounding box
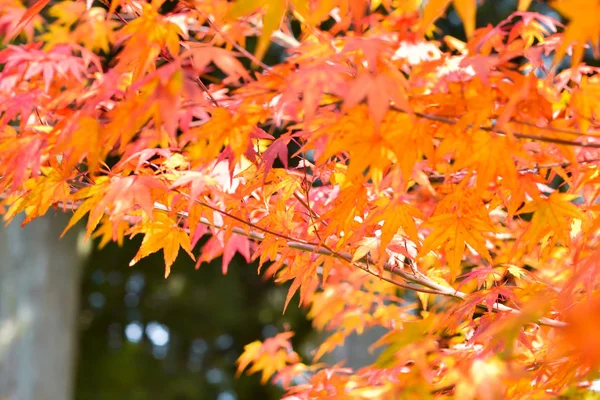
[3,0,600,397]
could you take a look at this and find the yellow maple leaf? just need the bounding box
[92,216,130,249]
[291,0,342,27]
[4,167,71,225]
[61,176,110,239]
[128,210,196,278]
[313,332,345,362]
[518,0,533,10]
[228,0,287,61]
[236,332,299,384]
[236,341,262,378]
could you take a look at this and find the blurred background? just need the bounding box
[74,223,314,400]
[1,1,594,399]
[0,213,314,400]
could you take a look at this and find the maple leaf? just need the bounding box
[260,136,289,176]
[517,192,585,253]
[55,116,104,173]
[182,43,251,84]
[228,0,287,61]
[222,233,251,274]
[458,265,502,290]
[148,65,183,143]
[170,171,212,208]
[0,126,44,190]
[181,105,269,165]
[74,175,168,238]
[570,75,600,133]
[355,197,423,266]
[421,0,478,38]
[4,166,71,225]
[114,1,182,81]
[562,295,600,367]
[518,0,533,10]
[236,331,300,384]
[280,63,350,122]
[5,0,600,396]
[37,3,117,52]
[452,131,520,193]
[313,332,346,362]
[342,64,410,127]
[500,172,544,219]
[92,216,130,249]
[6,0,51,42]
[0,3,42,42]
[195,234,225,268]
[281,257,320,313]
[61,176,110,239]
[552,0,600,68]
[507,11,560,50]
[352,236,381,263]
[128,210,196,278]
[420,213,494,281]
[0,42,100,93]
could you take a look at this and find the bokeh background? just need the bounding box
[75,236,313,400]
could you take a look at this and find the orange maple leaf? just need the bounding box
[420,213,494,281]
[552,0,600,68]
[517,192,585,253]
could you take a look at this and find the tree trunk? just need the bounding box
[0,213,89,400]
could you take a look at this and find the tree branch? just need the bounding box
[156,192,567,329]
[396,107,600,149]
[39,169,566,329]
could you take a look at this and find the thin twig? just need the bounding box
[158,191,567,328]
[399,107,600,149]
[258,19,600,145]
[43,163,568,329]
[41,177,565,329]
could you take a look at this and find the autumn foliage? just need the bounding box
[3,0,600,397]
